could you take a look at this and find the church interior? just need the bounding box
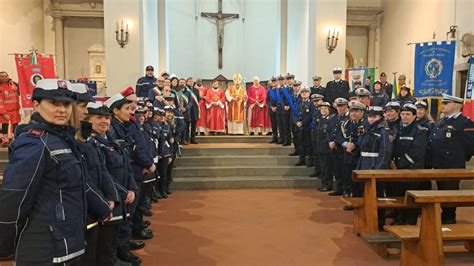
[1,0,474,265]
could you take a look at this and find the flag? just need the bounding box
[392,74,398,99]
[462,56,474,120]
[15,51,56,108]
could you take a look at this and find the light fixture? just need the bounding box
[447,25,457,40]
[115,20,129,48]
[326,27,339,53]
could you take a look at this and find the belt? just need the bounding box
[86,221,99,230]
[361,152,379,158]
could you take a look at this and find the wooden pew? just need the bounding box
[349,169,474,236]
[385,190,474,266]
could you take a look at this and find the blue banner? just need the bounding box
[414,41,455,97]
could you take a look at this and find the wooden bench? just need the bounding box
[349,169,474,236]
[385,190,474,266]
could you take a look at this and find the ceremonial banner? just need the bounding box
[414,41,455,97]
[462,56,474,120]
[15,52,56,108]
[345,67,375,89]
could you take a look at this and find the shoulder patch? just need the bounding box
[28,129,45,137]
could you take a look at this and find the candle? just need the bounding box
[126,23,128,32]
[336,30,339,39]
[116,21,119,32]
[121,20,124,31]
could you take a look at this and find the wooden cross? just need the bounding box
[201,0,239,69]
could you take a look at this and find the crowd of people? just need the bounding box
[0,64,474,266]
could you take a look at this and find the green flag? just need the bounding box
[392,74,398,99]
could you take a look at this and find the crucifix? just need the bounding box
[201,0,239,69]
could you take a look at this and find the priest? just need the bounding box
[225,74,247,135]
[247,76,268,135]
[206,80,226,134]
[195,78,208,135]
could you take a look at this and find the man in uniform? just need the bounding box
[429,94,474,224]
[267,76,279,143]
[309,94,324,176]
[295,86,312,166]
[336,101,366,199]
[325,67,350,107]
[380,72,393,100]
[310,75,325,97]
[289,81,302,155]
[183,77,200,144]
[277,75,291,146]
[327,98,349,195]
[315,102,334,191]
[355,88,371,107]
[136,65,157,98]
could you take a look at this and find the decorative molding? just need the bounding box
[48,1,104,18]
[461,33,474,57]
[347,6,383,28]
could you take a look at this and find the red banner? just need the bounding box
[14,52,56,108]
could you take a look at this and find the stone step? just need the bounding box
[174,155,301,167]
[0,159,7,169]
[171,176,321,190]
[195,135,273,143]
[182,144,294,156]
[174,165,313,177]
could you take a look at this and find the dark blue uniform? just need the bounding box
[277,86,292,145]
[136,76,157,98]
[316,114,334,189]
[310,85,326,98]
[429,112,474,223]
[325,80,350,105]
[296,98,312,163]
[370,92,389,107]
[328,112,349,194]
[290,92,302,155]
[267,86,280,142]
[183,87,200,143]
[392,121,429,225]
[336,118,365,195]
[0,113,88,264]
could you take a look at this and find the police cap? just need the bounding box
[33,79,76,102]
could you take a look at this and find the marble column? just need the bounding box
[53,16,65,79]
[367,25,376,68]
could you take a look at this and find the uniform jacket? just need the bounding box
[316,114,334,154]
[392,121,428,169]
[0,113,88,262]
[356,120,393,170]
[325,80,350,104]
[136,76,157,98]
[370,91,389,107]
[429,113,474,168]
[337,119,365,165]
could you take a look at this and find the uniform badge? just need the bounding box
[389,135,395,142]
[306,109,309,112]
[446,132,451,138]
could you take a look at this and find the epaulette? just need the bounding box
[27,128,45,137]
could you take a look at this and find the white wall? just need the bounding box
[346,26,368,67]
[166,0,280,81]
[287,0,310,83]
[64,18,104,80]
[104,0,142,94]
[0,0,45,81]
[380,0,473,96]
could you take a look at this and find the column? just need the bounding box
[53,16,65,79]
[367,25,376,68]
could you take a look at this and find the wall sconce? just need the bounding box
[115,20,129,48]
[326,27,339,53]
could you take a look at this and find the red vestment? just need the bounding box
[205,88,226,132]
[247,85,266,130]
[0,80,21,125]
[196,86,208,131]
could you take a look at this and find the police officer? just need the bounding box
[380,72,393,100]
[0,79,88,264]
[153,108,173,199]
[289,81,302,156]
[370,80,389,107]
[394,85,416,107]
[277,75,291,146]
[136,65,157,98]
[107,93,150,264]
[325,67,350,105]
[295,86,312,166]
[183,77,200,144]
[390,103,429,225]
[349,80,362,99]
[354,87,371,107]
[429,94,474,224]
[357,105,392,189]
[384,101,401,137]
[336,101,366,199]
[310,75,325,97]
[309,94,324,176]
[86,101,139,265]
[415,101,435,134]
[316,102,334,191]
[327,98,349,196]
[165,105,180,196]
[267,76,279,143]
